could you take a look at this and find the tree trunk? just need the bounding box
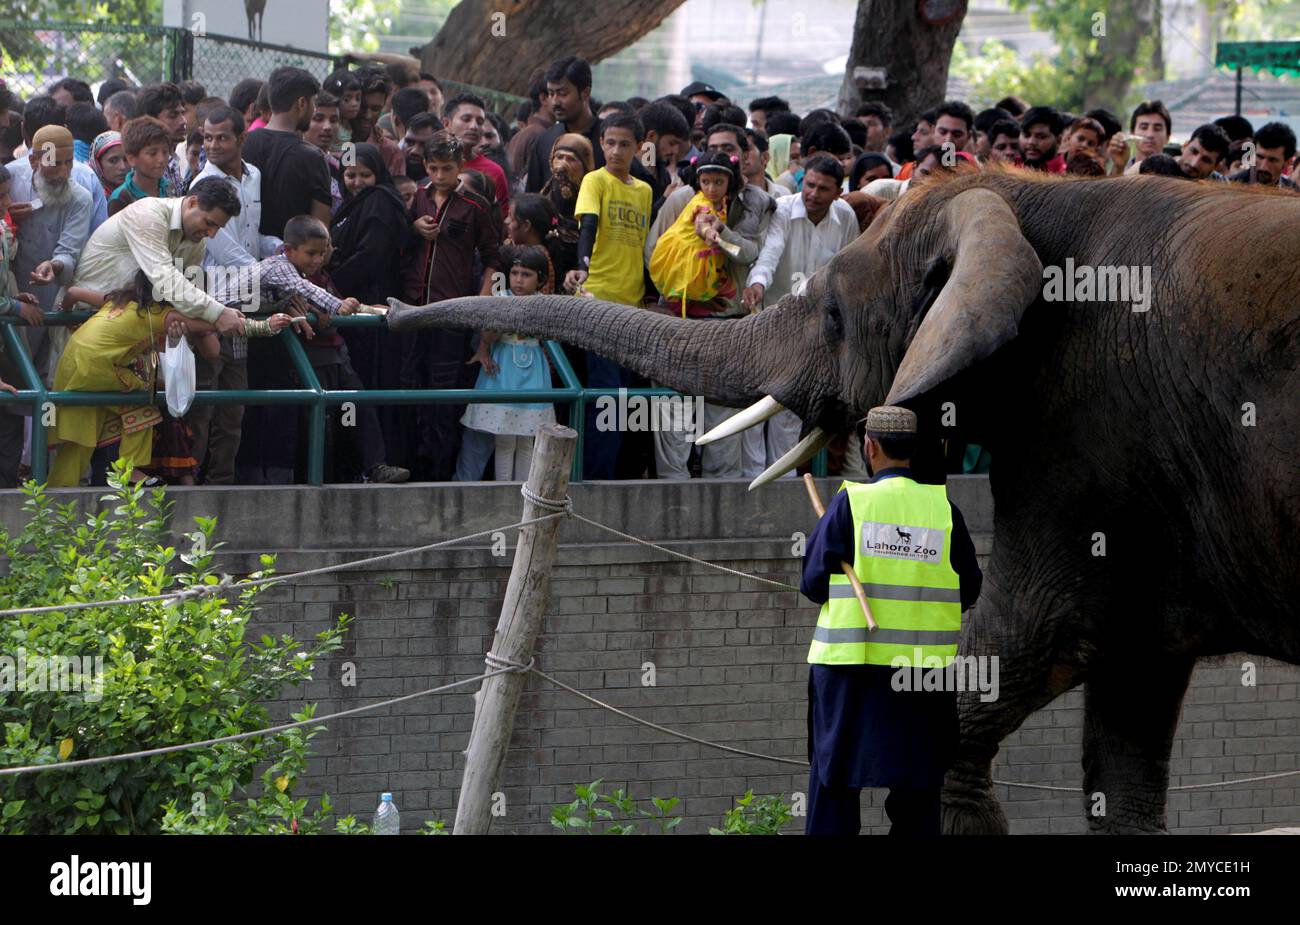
[1082,0,1157,113]
[837,0,968,128]
[418,0,688,96]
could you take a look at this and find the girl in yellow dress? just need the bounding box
[48,270,290,487]
[648,152,744,317]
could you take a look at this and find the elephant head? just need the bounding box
[387,180,1044,485]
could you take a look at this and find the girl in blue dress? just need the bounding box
[455,245,557,480]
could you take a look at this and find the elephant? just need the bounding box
[387,171,1300,834]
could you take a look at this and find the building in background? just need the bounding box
[164,0,330,53]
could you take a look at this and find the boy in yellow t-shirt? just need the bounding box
[565,113,652,478]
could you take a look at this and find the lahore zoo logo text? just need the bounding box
[860,522,943,564]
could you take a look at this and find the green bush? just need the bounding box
[0,465,349,834]
[550,778,682,835]
[709,790,793,835]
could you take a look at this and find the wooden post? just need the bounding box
[454,423,576,834]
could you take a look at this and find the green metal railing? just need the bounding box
[0,313,826,485]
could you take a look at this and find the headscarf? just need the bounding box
[767,133,792,181]
[329,143,409,279]
[89,131,122,186]
[332,143,406,225]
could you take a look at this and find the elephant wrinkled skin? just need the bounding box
[388,172,1300,834]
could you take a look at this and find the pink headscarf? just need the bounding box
[89,130,123,189]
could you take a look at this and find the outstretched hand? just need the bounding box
[467,349,499,377]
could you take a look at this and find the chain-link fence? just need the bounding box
[185,31,338,104]
[0,20,183,100]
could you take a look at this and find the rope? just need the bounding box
[520,484,572,515]
[0,665,521,777]
[484,652,534,673]
[568,512,800,593]
[480,653,809,768]
[991,767,1300,793]
[0,512,567,618]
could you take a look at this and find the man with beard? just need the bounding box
[538,133,593,272]
[13,96,109,231]
[1018,106,1066,173]
[1230,121,1296,190]
[6,124,92,382]
[1177,123,1230,181]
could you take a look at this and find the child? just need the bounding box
[455,245,556,481]
[504,192,559,293]
[1062,117,1105,162]
[285,216,409,484]
[324,69,362,154]
[564,112,653,479]
[395,174,418,212]
[184,128,203,185]
[648,151,743,317]
[108,116,173,216]
[50,269,289,487]
[399,131,501,481]
[216,214,409,484]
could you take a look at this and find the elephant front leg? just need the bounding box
[943,657,1082,835]
[1081,656,1196,834]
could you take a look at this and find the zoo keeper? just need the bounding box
[799,405,983,835]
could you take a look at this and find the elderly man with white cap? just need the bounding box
[6,124,93,382]
[799,404,983,835]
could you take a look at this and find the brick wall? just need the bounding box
[3,478,1295,834]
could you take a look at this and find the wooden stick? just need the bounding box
[454,423,576,834]
[803,474,878,632]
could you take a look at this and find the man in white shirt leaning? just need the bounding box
[71,178,247,334]
[188,104,283,483]
[742,153,861,478]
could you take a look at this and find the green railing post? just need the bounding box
[279,333,326,486]
[2,324,49,483]
[543,341,585,482]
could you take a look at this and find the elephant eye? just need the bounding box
[822,292,843,342]
[913,256,952,322]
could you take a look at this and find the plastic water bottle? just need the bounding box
[374,792,400,835]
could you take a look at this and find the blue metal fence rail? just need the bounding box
[0,313,827,485]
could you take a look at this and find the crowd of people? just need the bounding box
[0,55,1295,489]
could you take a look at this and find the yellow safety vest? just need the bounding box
[807,476,962,667]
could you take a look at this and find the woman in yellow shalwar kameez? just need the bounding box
[48,270,289,487]
[648,152,745,318]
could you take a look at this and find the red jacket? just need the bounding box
[400,184,502,304]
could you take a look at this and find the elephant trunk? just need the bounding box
[387,294,804,410]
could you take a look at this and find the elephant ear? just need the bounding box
[886,188,1043,405]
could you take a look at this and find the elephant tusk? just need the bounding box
[748,427,830,490]
[695,395,787,446]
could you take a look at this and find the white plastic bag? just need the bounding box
[160,336,196,417]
